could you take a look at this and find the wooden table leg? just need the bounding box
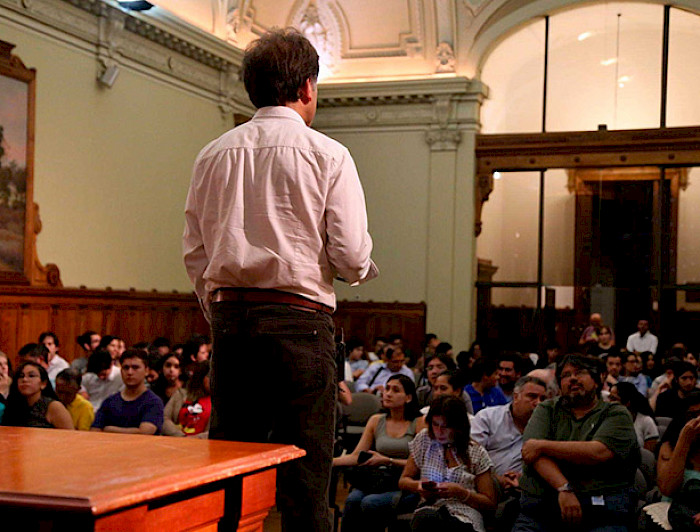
[237,469,277,532]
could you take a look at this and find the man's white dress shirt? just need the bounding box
[626,331,658,354]
[183,106,378,314]
[470,404,523,477]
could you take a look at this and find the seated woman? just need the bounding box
[334,374,425,532]
[654,361,698,418]
[399,395,497,532]
[610,381,659,452]
[150,353,183,406]
[416,354,457,408]
[162,361,211,438]
[657,391,700,530]
[588,325,619,359]
[2,361,73,429]
[420,370,473,416]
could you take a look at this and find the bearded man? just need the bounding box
[513,354,640,532]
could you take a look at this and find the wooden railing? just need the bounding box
[0,287,427,365]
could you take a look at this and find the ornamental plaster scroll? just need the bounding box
[0,0,249,114]
[435,41,456,73]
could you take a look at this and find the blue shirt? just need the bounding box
[464,384,508,414]
[92,389,164,433]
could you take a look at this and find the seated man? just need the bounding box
[498,352,525,402]
[514,354,640,532]
[55,368,94,430]
[91,349,163,435]
[82,349,123,411]
[471,376,547,490]
[465,357,508,414]
[40,332,69,384]
[354,347,414,394]
[601,352,623,395]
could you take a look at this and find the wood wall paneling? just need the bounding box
[0,288,427,368]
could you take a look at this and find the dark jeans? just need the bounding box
[411,507,476,532]
[210,302,337,532]
[512,488,634,532]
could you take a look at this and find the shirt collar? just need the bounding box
[253,106,306,125]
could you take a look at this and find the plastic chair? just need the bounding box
[339,392,382,452]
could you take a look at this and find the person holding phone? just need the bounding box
[399,395,497,531]
[333,374,425,531]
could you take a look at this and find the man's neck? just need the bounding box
[472,381,490,395]
[510,404,528,433]
[122,384,147,400]
[567,396,599,419]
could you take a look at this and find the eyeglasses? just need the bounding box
[560,368,590,380]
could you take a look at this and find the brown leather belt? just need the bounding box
[212,288,333,314]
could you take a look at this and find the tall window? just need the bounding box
[476,3,700,354]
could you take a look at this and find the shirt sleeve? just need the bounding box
[522,401,553,442]
[409,429,429,468]
[324,148,378,286]
[355,364,379,392]
[470,410,491,448]
[469,442,494,476]
[76,401,95,431]
[183,159,211,318]
[141,394,165,433]
[592,404,639,459]
[91,398,109,429]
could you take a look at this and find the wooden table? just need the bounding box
[0,427,305,531]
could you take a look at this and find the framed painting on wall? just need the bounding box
[0,40,35,285]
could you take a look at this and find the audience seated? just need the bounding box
[588,325,620,359]
[2,361,73,429]
[619,352,650,397]
[0,350,12,401]
[18,343,48,370]
[420,369,473,416]
[346,338,370,380]
[601,352,623,395]
[55,368,95,430]
[626,319,658,356]
[150,353,183,406]
[71,330,101,373]
[416,353,457,408]
[98,335,122,368]
[398,396,497,532]
[578,312,603,349]
[151,337,171,357]
[609,381,659,452]
[471,376,547,492]
[497,352,526,402]
[91,349,164,435]
[163,360,211,438]
[465,357,508,414]
[82,349,123,411]
[513,354,640,532]
[656,390,700,530]
[40,332,69,384]
[354,347,414,395]
[333,374,424,532]
[654,361,698,418]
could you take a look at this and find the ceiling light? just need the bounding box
[578,32,593,41]
[493,171,502,180]
[600,58,617,66]
[618,75,630,83]
[118,1,153,11]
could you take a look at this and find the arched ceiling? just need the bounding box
[144,0,700,83]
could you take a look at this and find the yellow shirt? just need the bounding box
[67,394,95,431]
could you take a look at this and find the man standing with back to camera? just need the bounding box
[183,28,378,531]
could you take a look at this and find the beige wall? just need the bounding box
[1,19,234,292]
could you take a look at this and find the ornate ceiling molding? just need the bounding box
[0,0,252,113]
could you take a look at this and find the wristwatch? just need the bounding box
[557,483,574,493]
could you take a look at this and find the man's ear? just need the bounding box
[298,78,314,104]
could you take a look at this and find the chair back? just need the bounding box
[343,393,382,425]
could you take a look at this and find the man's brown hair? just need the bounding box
[242,28,319,108]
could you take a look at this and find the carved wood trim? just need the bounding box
[476,127,700,175]
[475,172,494,236]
